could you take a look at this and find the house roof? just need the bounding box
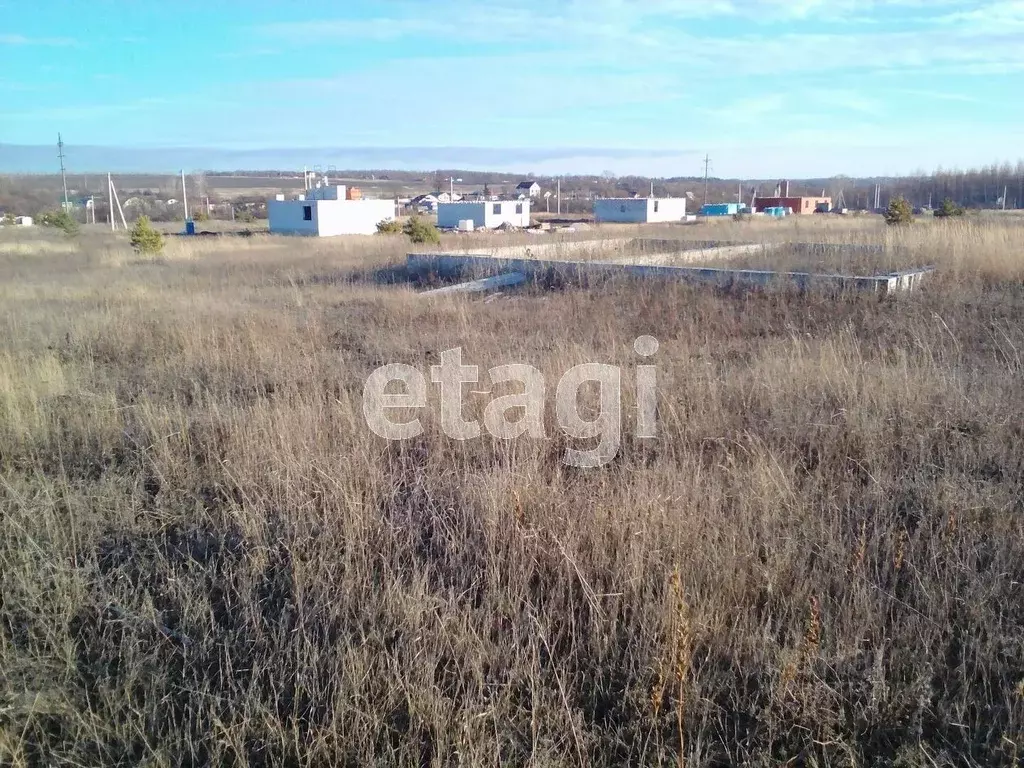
[515,181,539,189]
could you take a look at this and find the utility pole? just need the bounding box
[57,133,69,212]
[181,169,189,221]
[702,154,712,208]
[557,177,561,215]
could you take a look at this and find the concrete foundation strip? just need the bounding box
[410,250,934,296]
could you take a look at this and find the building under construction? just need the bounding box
[752,180,831,215]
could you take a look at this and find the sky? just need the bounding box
[2,0,1023,177]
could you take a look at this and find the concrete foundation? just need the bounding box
[408,251,933,296]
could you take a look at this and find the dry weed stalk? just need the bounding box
[851,519,868,572]
[804,596,822,661]
[670,568,693,767]
[894,529,907,572]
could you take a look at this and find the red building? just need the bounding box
[753,196,832,215]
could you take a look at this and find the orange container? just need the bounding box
[346,187,362,200]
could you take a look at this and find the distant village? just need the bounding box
[3,161,1021,235]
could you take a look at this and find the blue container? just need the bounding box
[185,219,196,235]
[701,202,743,217]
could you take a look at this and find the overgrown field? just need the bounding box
[2,219,1023,766]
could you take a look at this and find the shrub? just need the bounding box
[129,215,164,255]
[0,212,14,226]
[192,209,210,222]
[376,218,403,235]
[404,215,441,245]
[235,208,255,224]
[883,195,913,226]
[38,209,80,236]
[934,198,966,219]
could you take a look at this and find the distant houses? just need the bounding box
[409,194,439,213]
[515,181,541,198]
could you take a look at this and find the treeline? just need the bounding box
[3,161,1023,219]
[856,162,1024,210]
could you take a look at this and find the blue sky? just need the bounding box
[2,0,1023,176]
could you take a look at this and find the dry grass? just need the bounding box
[1,220,1023,766]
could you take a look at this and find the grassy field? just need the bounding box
[1,218,1023,766]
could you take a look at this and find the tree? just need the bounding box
[403,214,441,245]
[933,197,965,218]
[129,215,164,255]
[38,209,79,236]
[883,195,913,226]
[376,218,403,234]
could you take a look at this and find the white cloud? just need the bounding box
[0,33,77,46]
[252,1,1024,77]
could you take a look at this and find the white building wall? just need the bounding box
[594,198,687,223]
[438,202,486,229]
[306,185,346,201]
[268,199,319,235]
[438,200,530,229]
[646,197,687,223]
[268,197,396,236]
[316,199,396,236]
[594,198,650,223]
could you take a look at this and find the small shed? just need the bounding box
[593,197,687,224]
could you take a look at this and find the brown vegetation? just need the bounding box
[1,218,1023,766]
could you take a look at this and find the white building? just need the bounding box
[593,197,687,224]
[14,216,33,226]
[515,181,541,198]
[268,185,396,237]
[437,200,531,230]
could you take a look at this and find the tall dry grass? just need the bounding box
[1,220,1023,766]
